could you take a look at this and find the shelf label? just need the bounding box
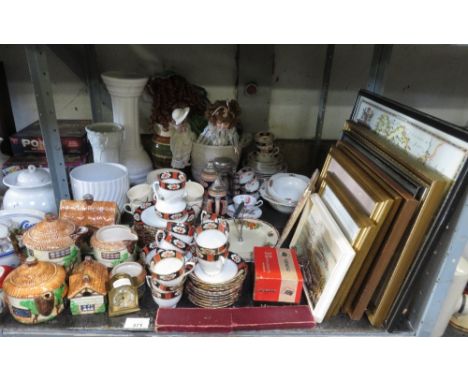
[123,317,151,330]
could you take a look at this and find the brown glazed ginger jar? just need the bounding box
[2,257,67,324]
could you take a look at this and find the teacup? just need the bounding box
[196,248,228,276]
[166,222,194,245]
[256,146,280,162]
[150,286,183,308]
[155,230,193,254]
[237,167,255,185]
[146,277,184,292]
[149,249,195,287]
[123,183,153,213]
[195,228,229,275]
[199,212,230,234]
[185,180,204,218]
[255,131,275,145]
[233,194,263,210]
[152,170,187,201]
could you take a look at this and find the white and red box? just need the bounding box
[253,247,304,304]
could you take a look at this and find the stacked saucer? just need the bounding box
[245,131,287,182]
[259,172,310,214]
[186,253,247,308]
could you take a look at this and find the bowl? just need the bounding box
[70,163,129,211]
[259,184,296,214]
[267,173,309,205]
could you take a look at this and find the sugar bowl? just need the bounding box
[22,214,88,272]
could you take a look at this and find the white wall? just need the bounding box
[0,45,92,130]
[1,44,468,138]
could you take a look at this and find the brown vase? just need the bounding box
[150,127,172,169]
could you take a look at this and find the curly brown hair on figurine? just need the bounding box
[206,100,241,130]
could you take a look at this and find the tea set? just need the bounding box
[245,131,287,181]
[0,127,290,322]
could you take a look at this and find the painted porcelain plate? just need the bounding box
[0,208,45,230]
[225,218,279,262]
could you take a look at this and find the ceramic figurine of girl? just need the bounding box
[170,107,195,169]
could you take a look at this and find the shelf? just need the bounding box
[0,203,406,337]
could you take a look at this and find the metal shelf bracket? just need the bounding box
[25,45,71,205]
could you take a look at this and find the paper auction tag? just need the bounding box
[123,317,151,330]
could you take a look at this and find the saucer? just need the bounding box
[248,151,284,164]
[227,204,262,219]
[225,219,279,261]
[193,259,239,284]
[141,206,188,228]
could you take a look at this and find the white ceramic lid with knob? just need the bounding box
[3,165,51,188]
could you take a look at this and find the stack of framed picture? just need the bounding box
[290,89,468,329]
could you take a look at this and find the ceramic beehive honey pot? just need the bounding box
[22,214,88,273]
[2,257,67,324]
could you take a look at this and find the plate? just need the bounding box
[226,204,262,219]
[225,218,279,261]
[0,209,45,230]
[193,259,239,284]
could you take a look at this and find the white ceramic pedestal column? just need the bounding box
[101,72,153,185]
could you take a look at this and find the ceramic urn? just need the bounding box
[2,257,67,324]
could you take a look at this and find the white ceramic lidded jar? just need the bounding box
[2,165,57,214]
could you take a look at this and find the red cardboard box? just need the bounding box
[253,247,303,304]
[1,153,89,176]
[154,306,315,333]
[9,119,90,155]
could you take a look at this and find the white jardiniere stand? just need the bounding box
[101,72,153,184]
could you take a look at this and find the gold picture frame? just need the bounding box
[337,140,420,320]
[319,172,374,247]
[344,122,451,327]
[319,146,396,317]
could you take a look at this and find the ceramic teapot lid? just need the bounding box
[16,165,51,187]
[2,257,66,299]
[23,214,77,250]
